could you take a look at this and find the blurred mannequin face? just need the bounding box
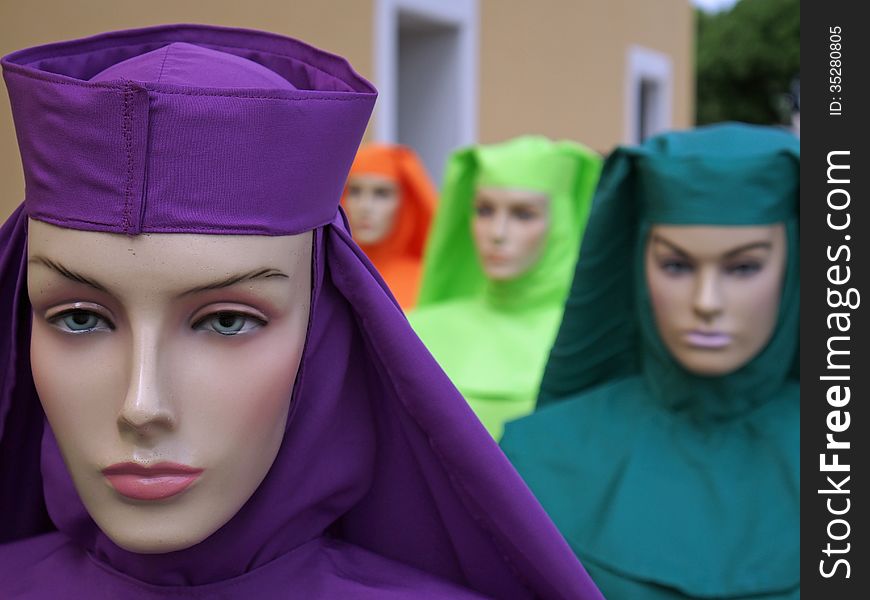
[344,174,400,245]
[27,220,312,554]
[645,224,786,376]
[472,187,550,280]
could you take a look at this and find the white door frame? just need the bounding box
[373,0,478,147]
[624,45,673,144]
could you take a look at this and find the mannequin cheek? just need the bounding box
[525,221,549,260]
[646,278,684,342]
[647,284,669,316]
[346,199,367,221]
[31,322,127,447]
[471,218,488,250]
[175,327,304,445]
[377,198,401,236]
[735,278,782,352]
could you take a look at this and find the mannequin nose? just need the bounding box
[692,269,724,320]
[357,191,376,213]
[118,329,175,437]
[491,211,509,243]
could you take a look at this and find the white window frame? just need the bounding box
[373,0,478,146]
[624,45,673,144]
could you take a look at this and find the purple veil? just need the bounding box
[0,25,601,599]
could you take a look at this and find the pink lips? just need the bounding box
[685,331,732,349]
[485,253,511,264]
[102,462,203,501]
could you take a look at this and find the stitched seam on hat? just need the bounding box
[6,38,361,90]
[24,216,331,234]
[139,214,332,234]
[146,89,368,101]
[4,67,370,102]
[121,82,134,233]
[156,45,171,84]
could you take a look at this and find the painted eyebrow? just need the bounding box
[28,257,109,293]
[510,201,547,210]
[474,192,548,206]
[177,268,289,296]
[651,235,772,258]
[28,257,288,296]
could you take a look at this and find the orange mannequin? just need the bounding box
[342,144,436,310]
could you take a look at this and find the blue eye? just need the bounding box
[51,310,113,334]
[726,261,762,277]
[194,312,265,336]
[660,260,693,275]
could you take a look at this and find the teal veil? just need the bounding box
[501,123,800,599]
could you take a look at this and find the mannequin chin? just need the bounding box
[645,223,787,377]
[27,219,311,554]
[345,174,400,245]
[471,187,550,281]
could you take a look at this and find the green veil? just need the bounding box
[410,136,602,439]
[501,123,799,599]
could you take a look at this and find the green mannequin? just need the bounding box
[501,124,799,599]
[410,136,601,440]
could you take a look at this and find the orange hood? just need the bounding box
[342,144,437,309]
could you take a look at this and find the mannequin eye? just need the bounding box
[193,311,266,336]
[474,202,495,217]
[725,260,763,277]
[50,309,114,334]
[511,206,539,221]
[659,258,693,275]
[373,186,394,199]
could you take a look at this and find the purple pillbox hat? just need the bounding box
[0,24,602,599]
[2,23,376,235]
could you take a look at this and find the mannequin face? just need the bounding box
[472,187,550,280]
[344,174,400,245]
[27,220,312,554]
[645,224,787,376]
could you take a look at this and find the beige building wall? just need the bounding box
[479,0,694,153]
[0,0,375,220]
[0,0,693,220]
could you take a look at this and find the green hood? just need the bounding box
[417,135,602,311]
[502,123,800,598]
[411,136,602,439]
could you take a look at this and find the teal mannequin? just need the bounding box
[501,124,800,599]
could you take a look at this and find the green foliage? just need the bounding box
[696,0,799,125]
